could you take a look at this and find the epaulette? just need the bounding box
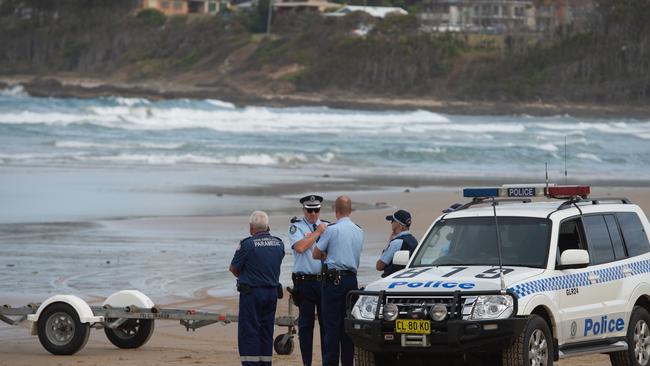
[327,222,337,227]
[321,219,331,224]
[355,223,362,229]
[290,216,300,223]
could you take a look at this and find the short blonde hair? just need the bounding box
[249,210,269,232]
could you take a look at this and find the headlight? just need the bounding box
[470,295,514,320]
[382,303,399,321]
[351,295,379,321]
[429,303,448,322]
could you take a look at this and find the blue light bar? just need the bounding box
[463,188,499,198]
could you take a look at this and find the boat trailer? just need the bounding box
[0,290,296,355]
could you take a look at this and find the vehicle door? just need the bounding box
[555,215,623,344]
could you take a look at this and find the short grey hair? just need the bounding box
[249,210,269,232]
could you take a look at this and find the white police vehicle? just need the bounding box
[346,184,650,366]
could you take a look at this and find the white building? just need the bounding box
[326,5,408,18]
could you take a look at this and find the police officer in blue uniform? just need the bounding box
[312,196,364,366]
[230,211,285,366]
[288,195,328,366]
[376,209,418,277]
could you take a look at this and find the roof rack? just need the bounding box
[557,197,632,211]
[454,197,532,211]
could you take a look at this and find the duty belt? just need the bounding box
[292,273,322,282]
[323,269,357,285]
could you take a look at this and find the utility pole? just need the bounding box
[266,0,273,36]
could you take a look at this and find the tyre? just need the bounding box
[610,306,650,366]
[37,302,91,355]
[273,333,294,355]
[104,318,155,349]
[503,315,553,366]
[354,346,399,366]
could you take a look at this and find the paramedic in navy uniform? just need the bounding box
[288,194,328,366]
[312,196,364,366]
[230,211,285,366]
[376,209,418,277]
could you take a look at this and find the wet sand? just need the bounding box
[1,186,649,365]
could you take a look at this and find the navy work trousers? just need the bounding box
[295,279,324,366]
[321,275,358,366]
[238,286,278,366]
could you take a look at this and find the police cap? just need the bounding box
[299,194,323,209]
[385,209,412,227]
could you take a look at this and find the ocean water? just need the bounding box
[1,85,649,181]
[1,85,649,303]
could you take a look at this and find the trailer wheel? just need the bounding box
[104,318,155,349]
[273,333,294,355]
[37,302,90,355]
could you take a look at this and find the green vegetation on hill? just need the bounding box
[0,0,648,104]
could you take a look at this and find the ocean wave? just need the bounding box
[576,153,603,162]
[106,96,151,107]
[89,153,224,165]
[534,121,650,139]
[0,151,334,167]
[0,104,450,133]
[535,143,559,152]
[205,99,236,109]
[0,85,29,97]
[53,140,185,150]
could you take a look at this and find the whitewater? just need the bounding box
[1,85,649,181]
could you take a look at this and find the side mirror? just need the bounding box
[557,249,590,270]
[393,250,410,266]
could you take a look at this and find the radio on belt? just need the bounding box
[463,184,590,199]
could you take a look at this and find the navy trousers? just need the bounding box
[321,275,358,366]
[296,280,324,366]
[238,287,278,366]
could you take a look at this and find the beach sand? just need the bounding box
[1,186,649,365]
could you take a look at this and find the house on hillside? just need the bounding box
[533,0,594,34]
[420,0,535,33]
[326,5,408,18]
[419,0,594,34]
[135,0,220,15]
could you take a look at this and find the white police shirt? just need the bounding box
[289,218,324,274]
[316,217,364,272]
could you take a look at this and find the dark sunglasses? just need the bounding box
[305,208,320,213]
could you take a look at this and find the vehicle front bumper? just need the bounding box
[345,316,528,354]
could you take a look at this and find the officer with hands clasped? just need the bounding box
[288,194,328,366]
[376,209,418,277]
[312,196,364,366]
[230,211,285,366]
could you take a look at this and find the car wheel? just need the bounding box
[610,306,650,366]
[503,314,553,366]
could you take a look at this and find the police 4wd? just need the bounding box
[345,184,650,366]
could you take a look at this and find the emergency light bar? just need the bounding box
[463,184,590,199]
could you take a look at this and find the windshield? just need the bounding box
[412,217,551,268]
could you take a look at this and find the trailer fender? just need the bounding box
[103,290,155,310]
[26,295,103,327]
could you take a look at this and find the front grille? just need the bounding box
[384,295,477,321]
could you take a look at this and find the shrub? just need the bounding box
[136,8,167,27]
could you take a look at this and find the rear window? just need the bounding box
[583,216,616,264]
[618,212,650,257]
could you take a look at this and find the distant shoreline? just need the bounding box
[2,75,650,119]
